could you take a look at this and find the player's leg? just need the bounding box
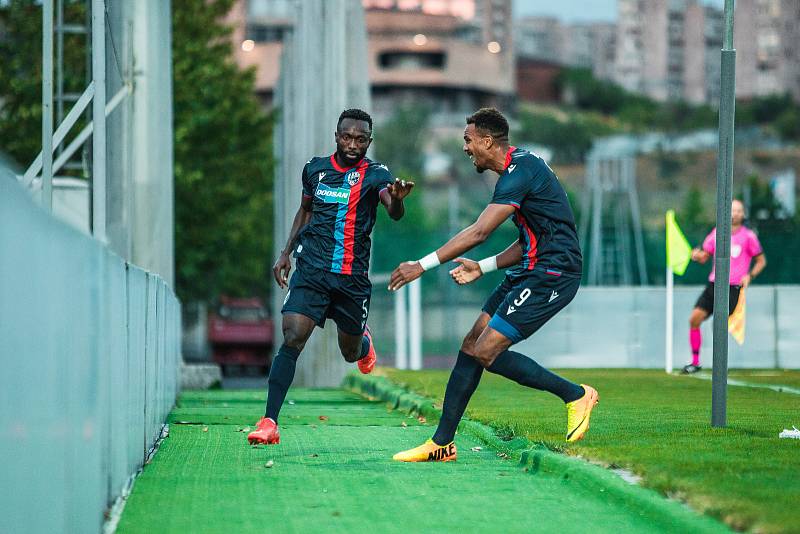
[265,313,316,420]
[473,327,585,404]
[249,264,329,445]
[478,273,597,442]
[685,283,713,373]
[392,315,487,462]
[431,313,488,444]
[330,273,376,373]
[248,313,316,445]
[394,280,512,462]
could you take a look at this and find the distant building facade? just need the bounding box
[514,17,616,91]
[230,0,515,124]
[613,0,724,104]
[734,0,800,101]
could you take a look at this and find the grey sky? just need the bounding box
[514,0,726,22]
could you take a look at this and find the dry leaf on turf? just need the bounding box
[417,416,427,424]
[319,415,329,421]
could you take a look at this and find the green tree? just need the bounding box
[172,0,274,302]
[373,104,430,178]
[0,0,86,166]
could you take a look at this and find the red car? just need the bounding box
[208,297,274,375]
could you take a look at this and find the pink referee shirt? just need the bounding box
[702,226,763,285]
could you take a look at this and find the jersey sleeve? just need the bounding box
[702,229,716,255]
[373,164,394,197]
[301,162,313,198]
[747,230,763,257]
[491,172,529,208]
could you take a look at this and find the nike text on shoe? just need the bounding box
[247,417,280,445]
[565,384,599,443]
[393,439,457,462]
[358,325,377,374]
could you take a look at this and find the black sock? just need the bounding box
[487,350,584,403]
[432,351,484,446]
[264,344,301,422]
[359,334,370,359]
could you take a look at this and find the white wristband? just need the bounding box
[418,251,441,271]
[478,256,498,274]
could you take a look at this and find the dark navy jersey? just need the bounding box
[491,146,582,278]
[295,154,393,275]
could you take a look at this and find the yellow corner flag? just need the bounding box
[666,210,692,276]
[728,289,746,345]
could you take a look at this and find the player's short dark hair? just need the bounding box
[466,108,509,142]
[338,108,373,131]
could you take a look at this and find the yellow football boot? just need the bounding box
[393,439,457,462]
[566,384,599,443]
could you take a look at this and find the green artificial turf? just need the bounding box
[116,387,727,534]
[383,368,800,533]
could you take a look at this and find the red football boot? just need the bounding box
[358,325,377,374]
[247,417,280,445]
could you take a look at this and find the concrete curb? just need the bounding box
[343,373,730,534]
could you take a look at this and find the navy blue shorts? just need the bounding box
[281,261,371,336]
[482,269,580,344]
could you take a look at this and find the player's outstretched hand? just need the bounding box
[388,261,423,291]
[273,252,292,289]
[387,178,415,201]
[449,257,482,285]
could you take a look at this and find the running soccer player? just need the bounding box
[683,199,766,374]
[388,108,598,462]
[248,109,414,445]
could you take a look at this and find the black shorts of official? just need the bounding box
[281,261,371,336]
[694,282,740,316]
[481,269,580,345]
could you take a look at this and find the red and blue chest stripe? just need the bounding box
[503,147,538,270]
[330,155,368,274]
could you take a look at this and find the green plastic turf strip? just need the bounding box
[116,386,729,534]
[344,373,731,533]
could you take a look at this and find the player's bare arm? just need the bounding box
[388,202,515,291]
[450,241,523,285]
[380,177,414,220]
[273,195,313,289]
[741,252,767,288]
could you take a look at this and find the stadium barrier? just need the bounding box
[368,279,800,370]
[0,179,181,533]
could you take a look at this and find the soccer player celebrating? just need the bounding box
[683,199,766,374]
[389,108,598,462]
[248,109,414,445]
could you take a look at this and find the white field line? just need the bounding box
[686,373,800,395]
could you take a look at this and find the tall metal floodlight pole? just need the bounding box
[711,0,736,427]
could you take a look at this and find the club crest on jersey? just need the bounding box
[346,171,361,186]
[315,183,350,204]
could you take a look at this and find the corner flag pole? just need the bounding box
[711,0,736,428]
[665,264,674,374]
